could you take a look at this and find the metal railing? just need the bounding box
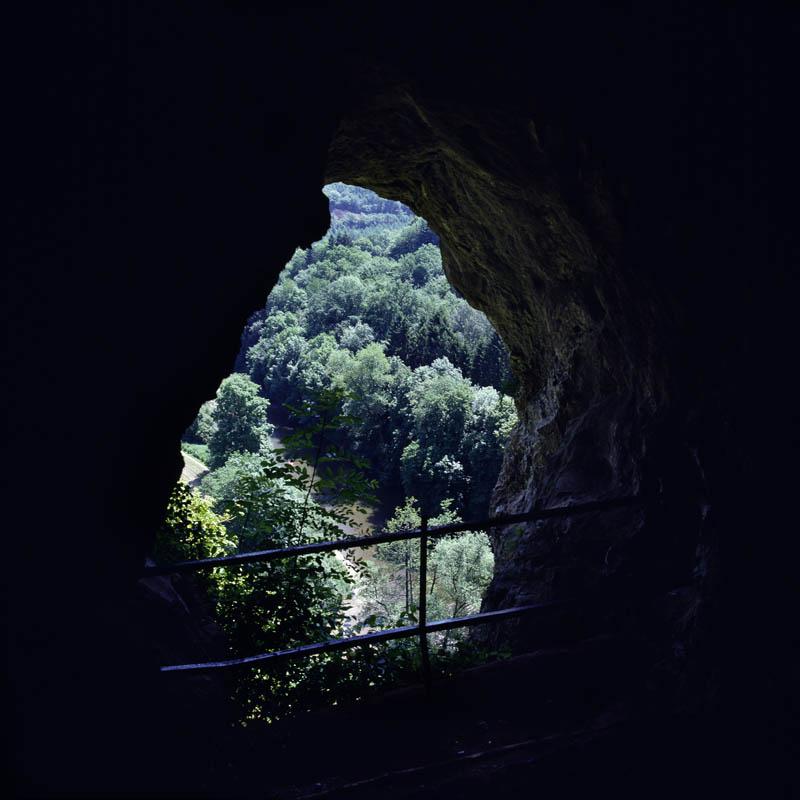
[143,494,642,682]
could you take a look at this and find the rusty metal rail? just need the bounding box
[146,494,642,676]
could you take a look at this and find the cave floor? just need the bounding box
[217,634,678,799]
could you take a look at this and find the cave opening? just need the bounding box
[6,4,778,796]
[137,88,719,790]
[153,181,520,725]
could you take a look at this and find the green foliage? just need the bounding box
[157,390,385,723]
[306,273,367,334]
[360,497,494,654]
[337,320,376,352]
[182,398,217,444]
[212,463,358,722]
[428,531,494,620]
[387,217,439,258]
[181,441,210,465]
[462,388,517,513]
[280,385,379,535]
[153,483,235,568]
[207,374,273,468]
[157,386,391,723]
[164,184,518,723]
[367,496,427,621]
[229,184,517,519]
[400,445,467,517]
[198,451,265,515]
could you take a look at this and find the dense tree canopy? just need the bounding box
[170,184,518,723]
[226,183,517,517]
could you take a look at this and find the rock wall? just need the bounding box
[327,89,706,661]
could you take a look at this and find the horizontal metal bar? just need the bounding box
[143,495,641,578]
[160,601,564,673]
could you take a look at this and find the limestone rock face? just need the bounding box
[327,90,708,650]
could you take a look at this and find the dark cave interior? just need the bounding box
[4,4,791,798]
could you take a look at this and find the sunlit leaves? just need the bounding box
[207,374,273,468]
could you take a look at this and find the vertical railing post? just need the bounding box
[418,513,432,697]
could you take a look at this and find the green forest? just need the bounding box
[159,184,518,722]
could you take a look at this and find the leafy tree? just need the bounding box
[397,243,442,287]
[158,387,385,723]
[337,320,376,352]
[388,217,439,258]
[428,531,494,622]
[372,496,425,620]
[195,399,218,443]
[462,388,518,515]
[246,324,306,398]
[198,451,265,515]
[397,359,474,511]
[153,482,235,569]
[183,398,217,444]
[158,463,357,723]
[266,278,307,314]
[326,344,413,478]
[207,374,273,468]
[306,273,367,335]
[280,385,378,531]
[290,333,339,406]
[364,497,493,654]
[212,387,382,720]
[407,359,472,448]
